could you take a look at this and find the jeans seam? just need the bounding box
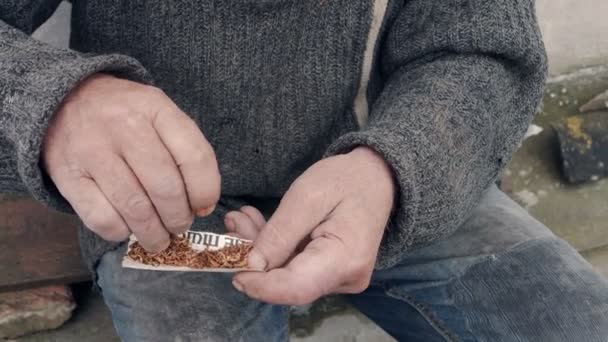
[447,236,568,342]
[438,237,560,284]
[382,284,460,342]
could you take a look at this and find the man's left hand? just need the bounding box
[225,147,395,305]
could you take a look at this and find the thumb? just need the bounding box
[248,184,339,271]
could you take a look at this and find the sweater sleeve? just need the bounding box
[0,1,153,212]
[325,0,548,268]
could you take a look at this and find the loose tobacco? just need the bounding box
[127,235,252,269]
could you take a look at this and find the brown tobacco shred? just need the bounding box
[127,235,252,269]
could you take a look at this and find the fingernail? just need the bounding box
[232,280,244,292]
[247,249,267,271]
[225,217,236,231]
[196,205,215,217]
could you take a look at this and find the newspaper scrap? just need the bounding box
[122,231,253,273]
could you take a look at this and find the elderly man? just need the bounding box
[1,1,607,341]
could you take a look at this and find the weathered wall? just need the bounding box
[537,0,608,74]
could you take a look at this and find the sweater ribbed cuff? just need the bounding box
[11,53,153,212]
[325,128,420,269]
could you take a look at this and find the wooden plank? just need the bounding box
[0,196,90,292]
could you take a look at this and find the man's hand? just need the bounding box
[43,74,220,252]
[226,147,395,305]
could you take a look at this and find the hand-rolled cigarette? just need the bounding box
[122,231,253,273]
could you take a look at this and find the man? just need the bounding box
[1,1,606,341]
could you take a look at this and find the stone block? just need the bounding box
[0,286,75,339]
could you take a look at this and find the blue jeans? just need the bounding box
[96,186,608,341]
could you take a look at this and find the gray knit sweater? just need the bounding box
[0,0,547,270]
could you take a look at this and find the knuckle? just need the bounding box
[114,109,147,130]
[124,193,155,222]
[103,104,131,121]
[288,176,308,194]
[291,182,325,207]
[143,86,168,102]
[148,86,166,96]
[179,113,198,127]
[192,147,217,166]
[149,176,184,200]
[81,209,128,241]
[69,135,98,153]
[80,209,104,230]
[303,188,323,204]
[80,206,110,230]
[100,227,130,242]
[165,214,193,233]
[261,222,289,250]
[127,111,148,127]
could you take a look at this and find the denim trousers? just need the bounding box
[96,186,608,341]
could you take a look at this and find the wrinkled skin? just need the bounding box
[227,147,395,305]
[43,73,394,305]
[43,74,221,252]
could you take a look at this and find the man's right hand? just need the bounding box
[42,74,220,252]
